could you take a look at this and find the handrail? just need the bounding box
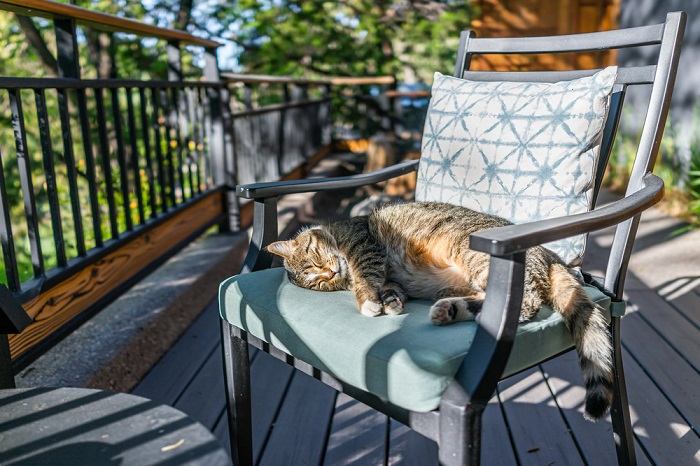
[0,0,221,48]
[222,73,396,86]
[222,73,332,85]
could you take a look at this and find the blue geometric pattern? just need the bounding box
[416,68,617,265]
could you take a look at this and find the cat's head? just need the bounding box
[266,227,349,291]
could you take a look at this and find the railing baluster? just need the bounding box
[94,87,119,239]
[160,88,178,206]
[168,87,186,201]
[193,87,203,193]
[35,88,66,267]
[76,88,102,248]
[139,87,157,218]
[125,88,145,224]
[150,87,169,211]
[184,87,196,197]
[198,86,211,189]
[0,147,20,291]
[110,87,133,231]
[57,88,86,257]
[9,89,44,277]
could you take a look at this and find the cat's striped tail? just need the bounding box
[549,263,614,421]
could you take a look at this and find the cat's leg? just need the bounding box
[430,287,485,326]
[519,281,545,322]
[380,282,407,315]
[348,252,387,317]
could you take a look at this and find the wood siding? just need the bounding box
[471,0,620,70]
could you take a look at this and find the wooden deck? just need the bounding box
[132,202,700,465]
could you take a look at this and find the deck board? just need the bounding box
[324,393,388,466]
[497,368,585,466]
[387,419,439,466]
[542,352,653,466]
[258,372,337,466]
[132,301,220,404]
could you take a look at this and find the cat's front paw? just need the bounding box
[360,300,383,317]
[381,290,404,315]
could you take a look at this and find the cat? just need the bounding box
[266,201,613,420]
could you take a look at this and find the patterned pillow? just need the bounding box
[416,67,617,265]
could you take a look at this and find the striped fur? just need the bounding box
[266,202,613,420]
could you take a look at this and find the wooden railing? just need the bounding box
[0,0,375,372]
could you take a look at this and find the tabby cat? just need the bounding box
[266,202,613,420]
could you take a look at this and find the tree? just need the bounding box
[229,0,476,82]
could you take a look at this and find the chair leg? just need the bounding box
[609,317,637,466]
[438,400,484,466]
[221,321,253,466]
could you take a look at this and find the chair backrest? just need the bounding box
[452,12,686,297]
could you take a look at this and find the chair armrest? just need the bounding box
[470,173,664,256]
[236,159,420,199]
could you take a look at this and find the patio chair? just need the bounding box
[219,12,685,466]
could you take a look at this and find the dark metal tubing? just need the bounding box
[160,88,178,206]
[150,87,169,211]
[592,85,627,207]
[189,88,203,194]
[8,89,44,277]
[466,22,664,54]
[75,88,102,247]
[183,88,196,199]
[34,88,66,267]
[125,88,145,224]
[0,150,20,292]
[138,87,157,219]
[237,159,419,199]
[94,87,119,238]
[221,323,253,466]
[57,88,86,256]
[461,65,656,85]
[110,87,133,231]
[169,87,187,201]
[0,76,221,90]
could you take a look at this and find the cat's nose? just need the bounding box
[327,270,337,279]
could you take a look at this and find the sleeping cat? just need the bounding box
[266,201,613,420]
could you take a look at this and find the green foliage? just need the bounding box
[230,1,475,81]
[686,110,700,227]
[607,109,700,229]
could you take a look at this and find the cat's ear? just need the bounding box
[266,240,297,259]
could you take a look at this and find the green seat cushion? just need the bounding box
[219,267,611,412]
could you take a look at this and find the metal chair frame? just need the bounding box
[221,12,686,465]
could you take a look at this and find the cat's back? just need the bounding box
[369,202,508,242]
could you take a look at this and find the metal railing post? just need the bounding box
[54,17,80,78]
[276,84,289,178]
[204,47,238,231]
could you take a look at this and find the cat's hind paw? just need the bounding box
[430,299,456,325]
[430,298,478,325]
[360,300,383,317]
